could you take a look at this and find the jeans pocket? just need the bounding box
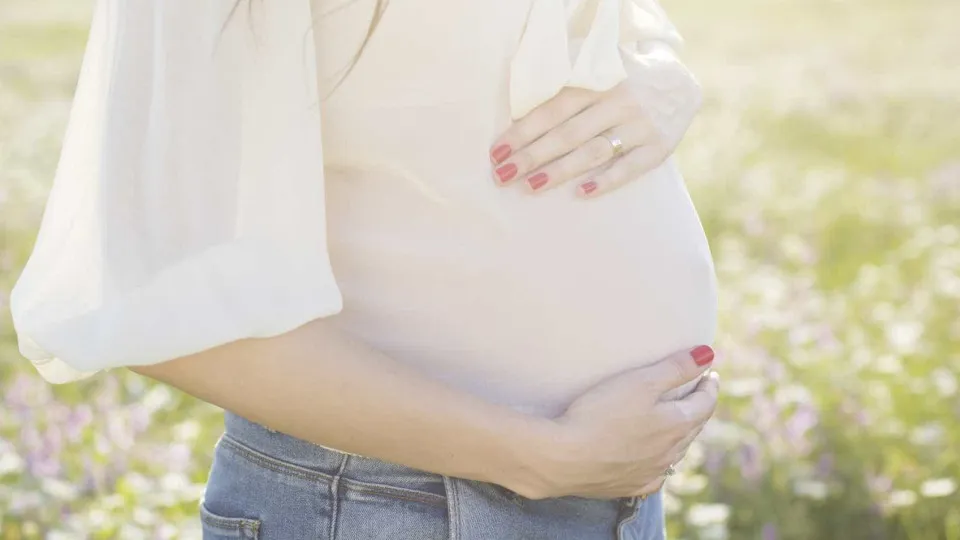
[336,479,448,540]
[200,502,262,540]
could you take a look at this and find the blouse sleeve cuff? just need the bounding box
[13,239,342,384]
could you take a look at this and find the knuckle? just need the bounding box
[563,88,596,114]
[548,160,575,184]
[668,360,688,386]
[557,97,583,119]
[662,404,690,428]
[641,377,662,397]
[585,138,611,165]
[619,99,646,121]
[513,120,543,145]
[676,407,699,428]
[510,151,535,173]
[552,123,582,149]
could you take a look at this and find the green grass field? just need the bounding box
[2,0,958,538]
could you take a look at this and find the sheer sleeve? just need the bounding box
[10,0,343,383]
[621,0,703,150]
[509,0,700,131]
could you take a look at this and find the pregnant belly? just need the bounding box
[325,159,717,417]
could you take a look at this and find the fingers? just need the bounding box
[577,143,670,198]
[668,415,708,460]
[492,97,629,189]
[489,87,600,170]
[633,345,715,399]
[658,370,720,427]
[521,119,652,193]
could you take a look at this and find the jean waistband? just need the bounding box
[222,411,447,498]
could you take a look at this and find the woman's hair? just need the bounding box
[332,0,388,92]
[231,0,389,95]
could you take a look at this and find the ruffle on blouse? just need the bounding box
[509,0,683,119]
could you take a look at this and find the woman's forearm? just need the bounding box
[131,317,552,492]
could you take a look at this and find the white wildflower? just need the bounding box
[932,368,958,397]
[142,385,173,412]
[700,420,743,445]
[871,303,895,322]
[920,478,957,498]
[156,524,180,539]
[886,321,923,353]
[173,420,201,442]
[46,530,83,540]
[793,480,828,500]
[670,474,709,496]
[937,225,959,245]
[909,423,944,446]
[116,524,148,540]
[183,483,207,502]
[725,377,764,397]
[699,523,730,540]
[101,494,124,509]
[122,472,153,494]
[687,503,731,527]
[87,509,110,527]
[888,490,917,508]
[133,507,156,527]
[774,384,813,406]
[160,472,189,494]
[40,478,78,501]
[683,441,706,469]
[874,355,903,375]
[662,492,681,515]
[0,452,24,475]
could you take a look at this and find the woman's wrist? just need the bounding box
[482,412,569,499]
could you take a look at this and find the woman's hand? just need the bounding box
[513,346,718,500]
[489,53,702,198]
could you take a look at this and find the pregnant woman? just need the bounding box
[11,0,719,538]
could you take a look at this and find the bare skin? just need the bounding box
[490,52,702,199]
[132,316,718,500]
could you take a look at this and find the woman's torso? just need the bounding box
[311,0,717,416]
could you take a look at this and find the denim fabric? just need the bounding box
[201,412,666,539]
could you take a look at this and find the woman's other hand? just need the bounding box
[489,53,701,198]
[513,346,719,500]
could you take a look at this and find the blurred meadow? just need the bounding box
[1,0,959,538]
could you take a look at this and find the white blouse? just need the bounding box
[12,0,714,416]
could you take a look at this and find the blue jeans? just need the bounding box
[201,412,666,539]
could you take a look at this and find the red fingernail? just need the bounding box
[527,172,549,190]
[691,345,714,366]
[495,163,518,183]
[491,144,512,164]
[579,180,598,195]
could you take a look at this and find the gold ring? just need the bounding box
[603,133,624,157]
